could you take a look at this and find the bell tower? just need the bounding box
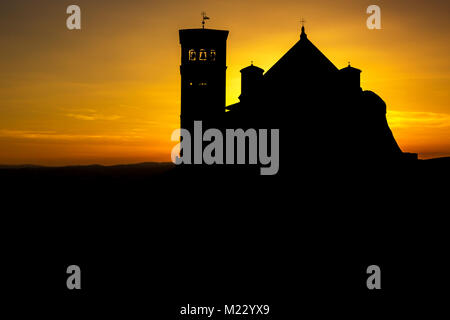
[179,21,229,132]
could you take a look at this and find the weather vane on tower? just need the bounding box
[201,12,210,29]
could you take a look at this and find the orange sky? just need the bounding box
[0,0,449,165]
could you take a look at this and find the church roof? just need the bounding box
[264,28,338,81]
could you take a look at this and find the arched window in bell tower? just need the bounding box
[199,49,207,61]
[210,49,216,61]
[188,49,196,61]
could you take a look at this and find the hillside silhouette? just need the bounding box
[1,157,448,186]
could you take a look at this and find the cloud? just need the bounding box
[65,113,121,121]
[388,111,450,129]
[0,129,143,141]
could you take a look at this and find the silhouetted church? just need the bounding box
[179,22,417,165]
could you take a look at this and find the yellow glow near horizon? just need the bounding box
[0,0,449,164]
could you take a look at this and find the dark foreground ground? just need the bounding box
[1,158,449,318]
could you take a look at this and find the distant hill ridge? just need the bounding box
[0,162,174,170]
[1,158,449,170]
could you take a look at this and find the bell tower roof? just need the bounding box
[179,28,229,46]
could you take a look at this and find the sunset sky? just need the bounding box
[0,0,449,165]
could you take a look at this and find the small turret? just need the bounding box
[239,62,264,103]
[339,62,362,92]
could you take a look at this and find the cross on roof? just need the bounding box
[300,18,306,27]
[300,18,307,38]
